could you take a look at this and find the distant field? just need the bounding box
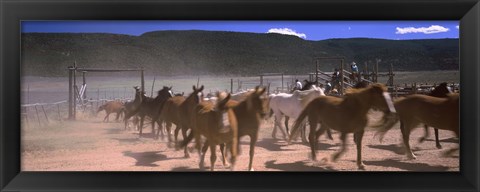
[21,70,459,104]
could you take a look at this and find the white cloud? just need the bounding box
[348,27,351,30]
[267,28,307,39]
[456,25,459,29]
[395,25,450,34]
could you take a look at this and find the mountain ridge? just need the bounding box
[21,30,459,77]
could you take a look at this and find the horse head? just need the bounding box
[157,86,174,100]
[430,82,451,98]
[245,86,269,119]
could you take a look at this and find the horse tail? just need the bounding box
[372,111,400,143]
[288,100,315,144]
[177,130,194,150]
[229,109,238,166]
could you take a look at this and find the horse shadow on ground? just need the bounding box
[363,159,450,171]
[287,140,338,151]
[255,138,295,151]
[170,166,204,172]
[423,137,459,144]
[112,138,140,144]
[264,160,336,171]
[123,151,183,167]
[132,132,158,139]
[105,128,123,134]
[367,144,422,155]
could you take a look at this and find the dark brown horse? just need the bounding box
[159,85,204,157]
[289,83,397,170]
[136,86,173,138]
[419,82,452,149]
[376,93,459,159]
[180,93,239,171]
[124,86,143,130]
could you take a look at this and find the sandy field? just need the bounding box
[20,72,460,172]
[21,110,459,172]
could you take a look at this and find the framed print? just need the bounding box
[1,0,479,191]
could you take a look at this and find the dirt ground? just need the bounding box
[21,111,459,172]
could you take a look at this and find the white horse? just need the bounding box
[269,85,326,142]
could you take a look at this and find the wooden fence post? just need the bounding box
[41,105,49,123]
[57,104,62,121]
[35,105,41,127]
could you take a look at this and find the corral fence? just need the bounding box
[21,97,133,129]
[67,62,145,120]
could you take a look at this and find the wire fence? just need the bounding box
[21,97,132,129]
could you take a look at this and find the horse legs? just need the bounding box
[182,127,190,158]
[301,123,308,143]
[326,128,333,140]
[151,118,157,139]
[209,144,217,171]
[226,142,236,171]
[165,122,173,144]
[354,130,366,170]
[309,121,318,161]
[434,128,442,149]
[124,113,132,130]
[272,113,287,140]
[248,134,258,171]
[138,115,145,138]
[400,121,416,159]
[272,116,278,139]
[219,143,229,167]
[332,132,347,162]
[174,126,181,143]
[115,112,121,122]
[284,116,290,135]
[419,124,430,143]
[199,141,209,170]
[103,112,110,122]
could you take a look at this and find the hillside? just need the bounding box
[21,30,459,76]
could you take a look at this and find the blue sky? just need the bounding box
[22,21,459,41]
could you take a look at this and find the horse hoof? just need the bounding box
[249,168,255,171]
[222,161,230,167]
[407,153,417,160]
[332,154,341,162]
[358,163,366,170]
[436,145,442,149]
[184,153,190,158]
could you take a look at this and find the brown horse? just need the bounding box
[289,83,397,170]
[124,86,143,130]
[180,93,239,171]
[419,82,453,149]
[159,85,204,157]
[376,93,459,159]
[97,101,125,123]
[231,86,269,171]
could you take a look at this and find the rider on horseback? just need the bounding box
[350,61,360,84]
[293,79,303,91]
[331,68,340,89]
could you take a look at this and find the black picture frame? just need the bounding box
[1,0,479,191]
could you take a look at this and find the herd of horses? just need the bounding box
[95,81,459,171]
